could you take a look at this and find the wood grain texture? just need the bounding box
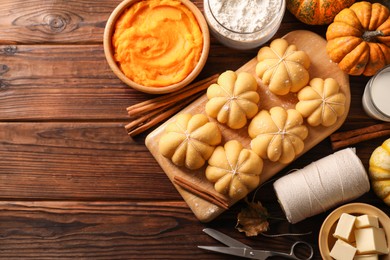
[0,201,199,259]
[0,0,122,44]
[0,0,389,259]
[146,30,350,222]
[0,122,180,200]
[0,200,318,259]
[0,44,149,120]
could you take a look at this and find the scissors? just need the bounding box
[198,228,314,260]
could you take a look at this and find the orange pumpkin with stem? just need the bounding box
[326,1,390,76]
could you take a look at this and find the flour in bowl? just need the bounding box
[203,0,285,49]
[209,0,279,33]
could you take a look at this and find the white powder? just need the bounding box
[209,0,279,33]
[203,0,284,49]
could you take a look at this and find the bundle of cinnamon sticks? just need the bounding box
[330,122,390,150]
[125,74,219,137]
[173,175,229,209]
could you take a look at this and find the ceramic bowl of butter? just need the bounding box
[104,0,210,94]
[319,203,390,260]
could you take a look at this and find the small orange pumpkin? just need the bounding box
[326,1,390,76]
[287,0,355,25]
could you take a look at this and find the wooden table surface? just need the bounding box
[0,0,389,259]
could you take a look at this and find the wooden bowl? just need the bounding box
[103,0,210,94]
[319,203,390,260]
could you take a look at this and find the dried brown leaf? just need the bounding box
[235,199,269,237]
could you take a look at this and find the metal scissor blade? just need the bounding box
[202,228,252,249]
[198,246,248,258]
[198,246,271,260]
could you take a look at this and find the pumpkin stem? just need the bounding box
[362,30,384,42]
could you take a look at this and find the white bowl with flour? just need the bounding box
[203,0,285,50]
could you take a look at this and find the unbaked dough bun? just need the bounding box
[159,113,222,170]
[248,106,309,164]
[205,70,260,129]
[296,78,346,127]
[256,38,310,95]
[205,140,263,200]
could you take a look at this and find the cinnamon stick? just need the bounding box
[126,74,219,117]
[173,175,229,210]
[125,74,219,137]
[125,90,203,137]
[125,105,167,132]
[330,122,390,150]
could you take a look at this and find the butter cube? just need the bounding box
[355,215,379,228]
[355,227,389,255]
[353,254,378,260]
[330,239,357,260]
[334,213,356,242]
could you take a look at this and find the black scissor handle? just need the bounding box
[289,241,314,260]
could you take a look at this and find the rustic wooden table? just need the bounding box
[0,0,389,259]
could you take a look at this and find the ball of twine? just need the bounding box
[273,148,370,224]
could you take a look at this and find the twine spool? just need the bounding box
[273,148,370,224]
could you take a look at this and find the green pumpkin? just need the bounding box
[286,0,355,25]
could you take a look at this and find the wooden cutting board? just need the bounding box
[145,30,350,223]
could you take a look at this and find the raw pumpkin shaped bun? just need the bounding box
[205,70,260,129]
[158,113,222,170]
[256,38,311,95]
[248,106,309,164]
[205,140,263,200]
[296,77,346,127]
[369,138,390,206]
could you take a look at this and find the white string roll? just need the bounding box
[273,148,370,224]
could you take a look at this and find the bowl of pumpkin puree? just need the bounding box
[104,0,210,94]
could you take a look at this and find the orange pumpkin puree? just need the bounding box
[112,0,203,87]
